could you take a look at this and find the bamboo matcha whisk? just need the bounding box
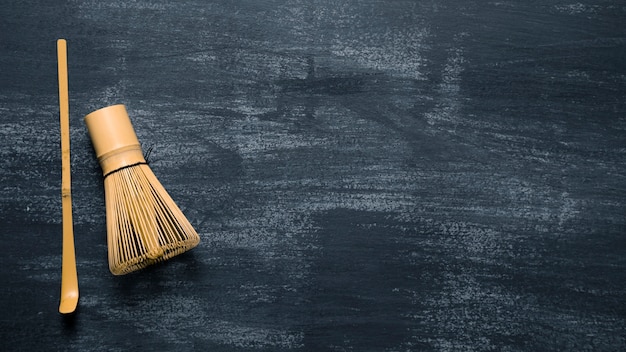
[85,104,200,275]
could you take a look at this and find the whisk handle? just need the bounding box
[85,104,147,176]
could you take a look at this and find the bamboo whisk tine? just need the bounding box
[85,105,199,275]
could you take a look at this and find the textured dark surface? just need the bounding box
[1,1,625,351]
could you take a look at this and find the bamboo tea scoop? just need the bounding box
[57,38,79,314]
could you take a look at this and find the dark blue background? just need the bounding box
[1,1,624,351]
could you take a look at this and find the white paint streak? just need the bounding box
[332,27,430,80]
[424,34,467,130]
[103,295,304,349]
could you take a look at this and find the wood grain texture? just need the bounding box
[1,1,625,351]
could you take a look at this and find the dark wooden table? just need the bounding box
[1,1,624,351]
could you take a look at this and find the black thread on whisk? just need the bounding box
[143,144,154,164]
[103,162,149,179]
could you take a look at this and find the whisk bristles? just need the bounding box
[105,164,199,274]
[85,104,200,275]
